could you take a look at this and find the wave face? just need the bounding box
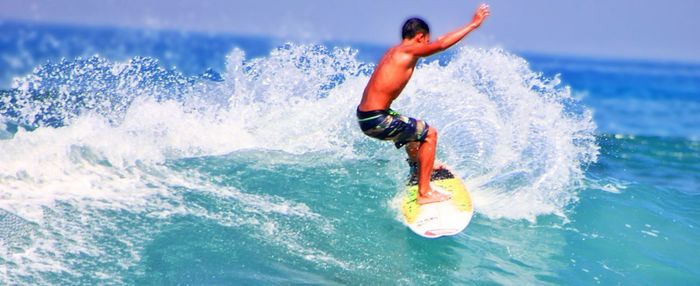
[0,43,598,284]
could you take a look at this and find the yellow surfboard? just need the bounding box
[401,167,474,238]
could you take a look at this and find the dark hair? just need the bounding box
[402,17,430,39]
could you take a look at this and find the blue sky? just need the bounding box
[2,0,699,62]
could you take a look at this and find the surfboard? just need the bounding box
[401,167,474,238]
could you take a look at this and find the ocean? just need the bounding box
[0,21,698,285]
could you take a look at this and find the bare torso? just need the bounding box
[358,46,419,111]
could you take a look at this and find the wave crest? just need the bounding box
[1,44,597,221]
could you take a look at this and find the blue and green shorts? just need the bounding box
[356,107,430,149]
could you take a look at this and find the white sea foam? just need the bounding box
[386,48,597,221]
[0,44,597,282]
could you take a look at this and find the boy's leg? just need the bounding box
[405,142,445,171]
[414,127,450,204]
[405,142,420,162]
[418,127,437,194]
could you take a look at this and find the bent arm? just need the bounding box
[407,3,490,57]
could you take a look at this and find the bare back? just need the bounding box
[358,46,418,111]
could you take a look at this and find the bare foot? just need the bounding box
[416,187,452,205]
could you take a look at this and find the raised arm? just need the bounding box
[406,3,490,57]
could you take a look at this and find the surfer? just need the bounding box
[357,4,490,204]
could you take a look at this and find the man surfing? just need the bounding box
[357,4,490,204]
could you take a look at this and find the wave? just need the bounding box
[0,44,597,283]
[1,43,598,218]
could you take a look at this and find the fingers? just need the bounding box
[479,3,490,17]
[472,3,490,23]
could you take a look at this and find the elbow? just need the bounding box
[437,39,450,51]
[439,44,449,51]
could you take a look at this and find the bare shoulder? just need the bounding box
[389,44,418,64]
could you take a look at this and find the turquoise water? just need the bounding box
[0,22,699,285]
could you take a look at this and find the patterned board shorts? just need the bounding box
[356,107,430,149]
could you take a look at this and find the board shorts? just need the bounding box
[356,107,430,149]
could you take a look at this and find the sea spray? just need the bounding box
[0,43,597,283]
[390,47,598,220]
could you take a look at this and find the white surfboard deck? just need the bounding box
[401,167,474,238]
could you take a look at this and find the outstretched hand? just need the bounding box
[471,3,490,27]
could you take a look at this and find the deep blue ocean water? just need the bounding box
[0,21,698,285]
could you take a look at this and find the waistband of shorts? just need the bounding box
[356,107,389,120]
